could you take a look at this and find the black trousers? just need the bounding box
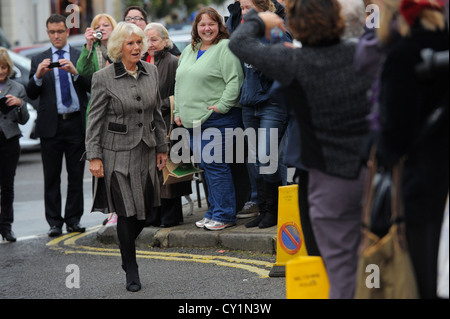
[0,134,20,233]
[40,115,85,228]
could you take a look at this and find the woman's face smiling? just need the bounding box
[197,14,219,46]
[0,63,9,83]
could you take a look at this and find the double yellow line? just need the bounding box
[46,226,272,278]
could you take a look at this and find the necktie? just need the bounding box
[56,50,72,107]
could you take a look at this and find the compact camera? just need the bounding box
[270,27,284,44]
[95,31,103,40]
[48,62,61,68]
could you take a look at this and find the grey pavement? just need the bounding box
[96,197,278,255]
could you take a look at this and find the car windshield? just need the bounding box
[8,49,31,69]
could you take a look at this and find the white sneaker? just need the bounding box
[195,218,211,228]
[204,220,235,231]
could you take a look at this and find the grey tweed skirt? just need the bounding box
[94,142,160,221]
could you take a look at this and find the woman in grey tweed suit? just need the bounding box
[85,22,168,292]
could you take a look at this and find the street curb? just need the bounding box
[96,199,278,254]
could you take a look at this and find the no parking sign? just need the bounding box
[279,222,302,255]
[269,185,308,277]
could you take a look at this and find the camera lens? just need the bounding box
[95,31,103,40]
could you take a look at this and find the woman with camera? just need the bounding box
[0,47,30,242]
[77,13,118,226]
[76,13,117,78]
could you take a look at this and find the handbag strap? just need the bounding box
[391,156,409,250]
[167,95,175,142]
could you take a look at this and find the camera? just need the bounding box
[95,31,103,40]
[48,62,61,68]
[270,27,284,44]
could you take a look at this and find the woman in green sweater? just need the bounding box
[174,7,244,231]
[76,13,117,78]
[76,13,117,226]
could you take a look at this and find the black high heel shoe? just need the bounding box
[1,230,17,242]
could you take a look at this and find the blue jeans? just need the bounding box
[242,103,288,184]
[188,108,243,223]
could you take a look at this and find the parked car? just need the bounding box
[168,28,192,54]
[5,49,40,151]
[15,34,86,60]
[17,102,40,151]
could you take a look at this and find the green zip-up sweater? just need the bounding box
[76,42,101,79]
[174,39,244,128]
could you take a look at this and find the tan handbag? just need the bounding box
[354,148,419,299]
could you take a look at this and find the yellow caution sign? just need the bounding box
[269,184,308,277]
[286,256,330,299]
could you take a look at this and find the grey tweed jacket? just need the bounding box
[0,78,30,139]
[85,61,168,161]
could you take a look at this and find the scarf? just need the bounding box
[96,42,109,69]
[399,0,445,26]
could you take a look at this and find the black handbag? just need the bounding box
[369,166,394,238]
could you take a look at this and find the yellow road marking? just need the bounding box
[47,225,272,278]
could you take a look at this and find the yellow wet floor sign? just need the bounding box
[286,256,330,299]
[271,184,330,299]
[269,184,308,277]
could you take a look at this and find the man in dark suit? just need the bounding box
[26,14,91,237]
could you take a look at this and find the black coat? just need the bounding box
[377,22,449,224]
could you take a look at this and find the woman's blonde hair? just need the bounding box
[0,47,14,78]
[144,23,174,50]
[90,13,117,30]
[107,22,148,62]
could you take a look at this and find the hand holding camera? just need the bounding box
[84,28,103,51]
[35,58,77,80]
[94,31,103,40]
[48,62,61,68]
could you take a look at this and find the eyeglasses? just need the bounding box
[47,30,67,35]
[125,16,145,22]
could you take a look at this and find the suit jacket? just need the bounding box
[0,78,30,139]
[26,46,91,138]
[85,61,168,161]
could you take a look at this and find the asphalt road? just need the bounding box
[1,225,285,301]
[1,150,287,304]
[12,150,106,238]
